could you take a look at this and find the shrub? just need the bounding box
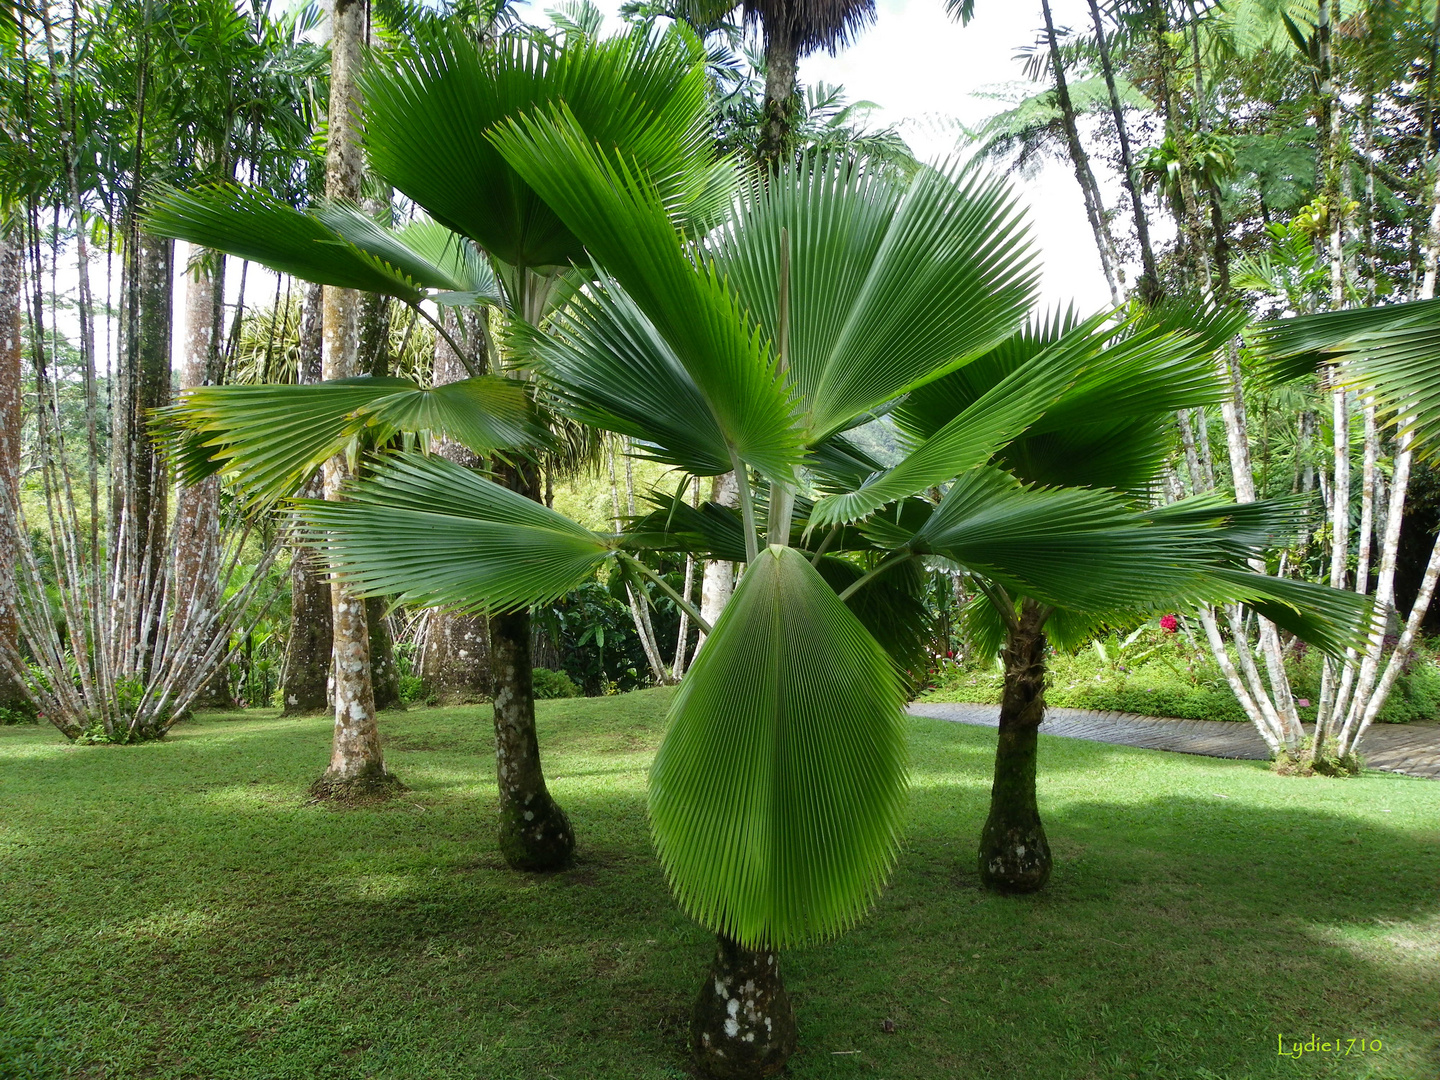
[532,667,581,699]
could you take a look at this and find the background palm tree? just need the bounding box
[151,24,722,868]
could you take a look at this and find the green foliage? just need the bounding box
[649,547,909,950]
[0,700,38,726]
[532,666,582,698]
[930,625,1440,726]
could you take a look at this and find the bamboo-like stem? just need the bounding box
[620,552,713,637]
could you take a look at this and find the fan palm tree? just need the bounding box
[890,306,1369,891]
[153,51,1368,1079]
[669,0,878,165]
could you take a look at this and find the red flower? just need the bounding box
[1160,614,1178,633]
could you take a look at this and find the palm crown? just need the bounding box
[153,26,1371,953]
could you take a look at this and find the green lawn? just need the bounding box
[2,690,1437,1080]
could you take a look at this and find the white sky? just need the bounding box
[174,0,1128,365]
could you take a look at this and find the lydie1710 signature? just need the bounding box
[1277,1034,1383,1059]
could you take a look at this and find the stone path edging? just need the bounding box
[908,701,1440,781]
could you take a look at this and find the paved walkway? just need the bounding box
[908,701,1440,781]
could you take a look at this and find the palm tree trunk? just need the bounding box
[1040,0,1122,305]
[978,598,1052,893]
[315,0,393,793]
[0,223,24,710]
[690,935,797,1079]
[760,23,797,168]
[173,250,228,709]
[283,282,333,714]
[1086,0,1159,300]
[120,231,173,687]
[490,593,574,870]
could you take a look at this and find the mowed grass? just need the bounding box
[2,690,1437,1080]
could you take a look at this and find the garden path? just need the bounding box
[909,701,1440,780]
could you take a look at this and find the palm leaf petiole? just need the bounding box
[975,577,1023,635]
[406,300,479,377]
[810,524,841,564]
[618,551,713,636]
[835,551,916,603]
[730,447,760,562]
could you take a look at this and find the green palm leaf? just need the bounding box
[1250,297,1440,455]
[905,469,1371,655]
[895,310,1225,493]
[649,545,909,950]
[146,186,463,302]
[296,453,614,612]
[361,27,716,272]
[813,555,933,679]
[509,274,735,476]
[708,155,1039,440]
[806,313,1099,529]
[162,376,536,503]
[490,105,805,481]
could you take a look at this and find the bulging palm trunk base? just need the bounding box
[690,935,797,1079]
[978,602,1053,893]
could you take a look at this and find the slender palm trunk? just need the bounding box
[979,598,1052,893]
[489,271,572,866]
[488,471,574,870]
[316,0,393,793]
[283,282,332,713]
[1041,0,1122,305]
[0,224,24,709]
[173,251,227,708]
[690,935,797,1079]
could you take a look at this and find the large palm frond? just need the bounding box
[490,105,806,480]
[160,376,537,504]
[647,545,908,951]
[902,468,1371,656]
[361,25,722,272]
[1250,297,1440,456]
[296,453,615,612]
[146,186,496,304]
[708,155,1038,440]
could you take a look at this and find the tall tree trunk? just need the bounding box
[690,935,797,1079]
[1087,0,1159,301]
[760,23,797,169]
[283,282,332,713]
[0,224,24,709]
[127,232,173,633]
[172,249,228,709]
[1041,0,1123,305]
[419,306,492,703]
[490,590,574,871]
[315,0,393,794]
[978,598,1052,893]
